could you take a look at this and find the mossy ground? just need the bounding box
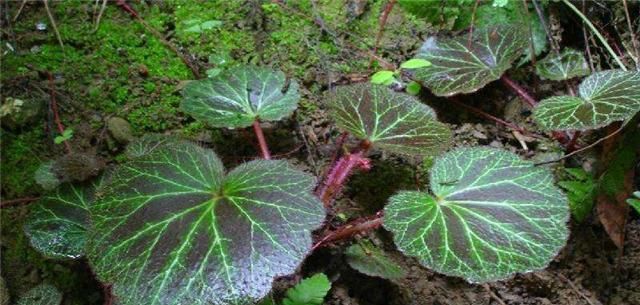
[1,1,429,303]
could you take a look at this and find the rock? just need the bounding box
[107,117,134,144]
[0,97,43,130]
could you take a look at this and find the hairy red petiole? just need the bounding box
[252,120,271,160]
[316,140,372,208]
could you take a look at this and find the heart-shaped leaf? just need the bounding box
[535,49,590,81]
[533,70,640,130]
[24,180,100,260]
[384,147,569,283]
[181,65,300,128]
[87,141,324,305]
[327,83,452,156]
[413,25,528,96]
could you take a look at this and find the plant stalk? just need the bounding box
[561,0,627,71]
[500,76,537,107]
[252,120,271,160]
[313,212,384,250]
[47,72,72,153]
[316,141,371,208]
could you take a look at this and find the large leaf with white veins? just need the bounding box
[535,48,590,81]
[24,180,100,260]
[534,70,640,130]
[384,147,569,283]
[413,25,528,96]
[327,83,452,155]
[181,65,300,128]
[87,142,324,305]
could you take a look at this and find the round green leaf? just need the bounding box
[400,59,431,69]
[414,25,528,96]
[327,83,452,156]
[181,65,300,128]
[24,181,100,260]
[384,147,569,283]
[370,70,395,85]
[87,141,324,305]
[535,48,590,81]
[534,70,640,130]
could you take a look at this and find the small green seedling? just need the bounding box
[54,129,73,144]
[370,59,430,94]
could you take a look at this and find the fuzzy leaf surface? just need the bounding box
[327,83,452,155]
[24,181,99,260]
[87,142,324,305]
[534,70,640,130]
[535,48,590,81]
[181,66,300,128]
[384,147,569,283]
[413,25,527,96]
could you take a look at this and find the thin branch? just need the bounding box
[252,120,271,160]
[94,0,108,32]
[532,0,560,54]
[582,0,596,72]
[13,0,27,22]
[622,0,640,65]
[43,0,64,50]
[562,0,627,71]
[534,123,626,166]
[369,0,397,68]
[1,197,40,208]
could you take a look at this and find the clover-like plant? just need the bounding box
[22,66,572,305]
[87,139,324,305]
[24,180,100,260]
[412,24,528,96]
[533,70,640,130]
[384,147,569,282]
[181,65,300,159]
[535,48,590,81]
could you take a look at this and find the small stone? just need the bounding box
[107,117,134,144]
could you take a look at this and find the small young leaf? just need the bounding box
[406,81,421,95]
[24,180,101,260]
[87,141,324,305]
[283,273,331,305]
[327,83,452,156]
[413,25,528,96]
[384,147,569,283]
[400,59,431,69]
[16,283,62,305]
[345,241,405,279]
[370,70,395,85]
[533,70,640,130]
[535,48,590,81]
[181,65,300,128]
[54,129,73,144]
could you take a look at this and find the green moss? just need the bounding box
[0,129,45,198]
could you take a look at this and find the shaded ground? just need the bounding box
[1,1,639,305]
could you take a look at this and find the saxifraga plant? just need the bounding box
[22,62,575,305]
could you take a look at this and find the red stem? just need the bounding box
[500,75,571,144]
[47,72,71,153]
[312,211,384,250]
[500,76,537,107]
[316,140,372,208]
[369,0,397,68]
[252,120,271,160]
